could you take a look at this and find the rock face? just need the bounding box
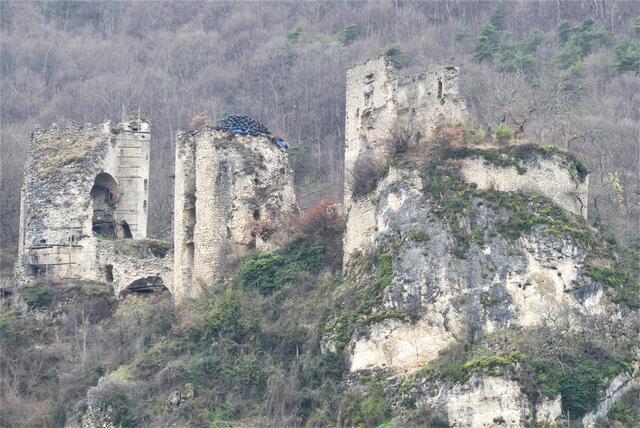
[459,150,588,219]
[173,128,296,302]
[15,116,171,297]
[343,157,602,373]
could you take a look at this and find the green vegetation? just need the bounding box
[608,387,640,426]
[584,239,640,309]
[421,146,595,259]
[409,230,429,243]
[414,351,525,385]
[408,328,633,420]
[384,44,409,68]
[339,23,359,46]
[531,348,630,418]
[556,19,612,69]
[497,31,544,75]
[331,251,397,351]
[474,23,502,62]
[287,24,304,43]
[614,38,640,74]
[22,285,53,308]
[237,241,324,295]
[494,123,514,142]
[342,380,392,428]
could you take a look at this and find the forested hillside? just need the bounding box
[1,1,638,244]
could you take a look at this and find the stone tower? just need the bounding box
[343,56,468,264]
[16,114,157,287]
[173,128,296,303]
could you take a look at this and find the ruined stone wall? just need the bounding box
[15,117,166,297]
[343,56,468,266]
[173,129,296,303]
[173,131,197,302]
[16,122,114,280]
[95,240,172,297]
[112,120,150,238]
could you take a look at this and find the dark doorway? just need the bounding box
[91,173,118,238]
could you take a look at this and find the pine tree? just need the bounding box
[474,23,502,62]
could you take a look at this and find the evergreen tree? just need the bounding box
[384,44,409,68]
[339,24,360,46]
[556,21,574,44]
[615,39,640,74]
[474,23,502,62]
[556,19,611,69]
[489,2,506,30]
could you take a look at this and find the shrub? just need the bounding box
[237,241,324,295]
[350,151,387,198]
[287,25,304,42]
[342,382,391,428]
[297,198,344,239]
[200,288,258,342]
[383,44,409,68]
[23,286,52,309]
[607,387,640,426]
[495,123,514,142]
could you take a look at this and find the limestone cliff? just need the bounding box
[329,143,638,427]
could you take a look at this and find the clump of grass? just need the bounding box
[34,132,104,177]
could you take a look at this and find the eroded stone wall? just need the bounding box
[343,56,468,267]
[173,129,296,302]
[15,117,167,298]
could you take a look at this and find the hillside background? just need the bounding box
[1,0,638,245]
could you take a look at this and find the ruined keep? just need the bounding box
[343,56,468,265]
[342,56,588,267]
[16,115,172,296]
[173,128,296,303]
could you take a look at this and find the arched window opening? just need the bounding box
[144,179,148,191]
[91,173,118,238]
[437,80,443,99]
[120,221,133,239]
[105,265,114,283]
[122,276,167,296]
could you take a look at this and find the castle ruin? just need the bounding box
[15,55,588,304]
[343,56,468,265]
[15,114,171,296]
[342,56,588,267]
[173,128,296,303]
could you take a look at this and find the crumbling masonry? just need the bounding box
[342,55,588,267]
[15,55,588,304]
[343,56,468,265]
[173,129,296,303]
[16,115,172,296]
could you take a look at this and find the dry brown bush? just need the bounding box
[296,198,344,238]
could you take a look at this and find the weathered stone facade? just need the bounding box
[15,115,171,296]
[173,128,296,303]
[343,56,468,267]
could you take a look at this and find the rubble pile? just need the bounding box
[218,115,270,136]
